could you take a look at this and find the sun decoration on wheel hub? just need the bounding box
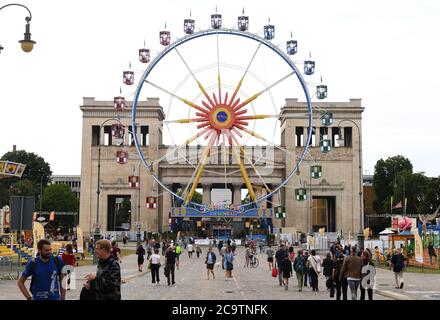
[194,88,257,144]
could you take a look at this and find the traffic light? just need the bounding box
[49,211,55,221]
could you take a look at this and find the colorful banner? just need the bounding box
[76,226,84,254]
[32,222,45,256]
[172,207,273,218]
[412,219,423,263]
[0,161,26,178]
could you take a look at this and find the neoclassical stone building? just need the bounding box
[79,97,364,237]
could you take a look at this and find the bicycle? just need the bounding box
[249,256,259,268]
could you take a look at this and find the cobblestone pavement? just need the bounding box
[2,246,440,300]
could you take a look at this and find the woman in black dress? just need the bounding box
[281,252,293,291]
[136,244,146,272]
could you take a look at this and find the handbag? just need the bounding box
[272,267,278,277]
[80,285,96,300]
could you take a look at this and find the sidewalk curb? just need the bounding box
[375,289,412,300]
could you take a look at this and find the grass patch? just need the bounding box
[376,264,440,274]
[76,247,135,267]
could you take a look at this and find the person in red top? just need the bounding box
[61,244,76,290]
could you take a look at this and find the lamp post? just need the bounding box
[336,119,364,249]
[0,3,36,53]
[94,118,124,265]
[39,174,46,220]
[136,160,142,249]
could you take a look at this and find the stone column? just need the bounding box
[233,184,242,206]
[271,187,282,230]
[100,125,105,146]
[302,127,308,146]
[161,185,172,232]
[315,126,320,147]
[202,184,211,205]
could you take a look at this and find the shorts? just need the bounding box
[268,257,274,262]
[207,263,214,270]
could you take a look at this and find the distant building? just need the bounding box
[50,175,81,199]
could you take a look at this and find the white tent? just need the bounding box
[379,229,395,235]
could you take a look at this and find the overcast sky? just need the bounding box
[1,0,439,177]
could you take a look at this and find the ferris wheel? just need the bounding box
[113,8,332,213]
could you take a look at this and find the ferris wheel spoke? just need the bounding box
[233,71,295,112]
[224,130,257,203]
[230,132,272,195]
[151,127,212,167]
[145,80,210,115]
[163,116,209,124]
[235,114,277,121]
[174,47,216,108]
[236,125,301,162]
[228,42,262,106]
[184,130,218,205]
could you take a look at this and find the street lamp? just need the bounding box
[336,119,364,249]
[0,3,36,53]
[94,118,124,264]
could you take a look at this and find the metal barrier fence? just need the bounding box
[0,257,24,280]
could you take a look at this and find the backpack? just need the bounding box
[30,255,62,293]
[294,256,304,273]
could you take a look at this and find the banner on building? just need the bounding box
[32,222,45,256]
[76,226,84,254]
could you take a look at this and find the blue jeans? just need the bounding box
[348,279,360,300]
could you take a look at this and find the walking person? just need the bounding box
[322,252,336,297]
[165,246,177,286]
[196,244,202,258]
[150,249,161,285]
[224,247,234,280]
[220,244,227,270]
[303,250,310,287]
[374,246,381,266]
[333,252,348,300]
[275,244,286,286]
[281,252,293,290]
[266,245,275,271]
[340,246,362,300]
[111,240,122,263]
[83,240,121,300]
[175,243,182,270]
[428,241,437,266]
[306,250,322,292]
[88,238,94,255]
[390,248,405,289]
[18,239,65,300]
[360,250,375,300]
[205,247,216,280]
[187,243,193,258]
[61,244,76,290]
[146,242,153,260]
[244,246,251,268]
[122,236,128,247]
[136,244,145,272]
[293,250,306,292]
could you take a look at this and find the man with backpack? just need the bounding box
[18,239,65,300]
[293,250,305,292]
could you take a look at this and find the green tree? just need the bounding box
[115,198,131,229]
[418,176,440,214]
[373,155,413,214]
[393,171,427,214]
[42,184,79,212]
[0,150,52,207]
[176,190,203,204]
